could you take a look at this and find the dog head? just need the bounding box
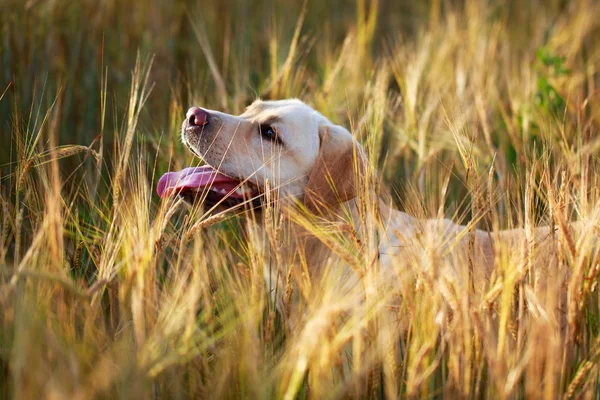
[157,99,367,214]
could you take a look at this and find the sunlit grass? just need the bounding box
[1,0,600,398]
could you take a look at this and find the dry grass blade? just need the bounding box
[190,16,228,110]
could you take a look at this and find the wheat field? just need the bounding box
[1,0,600,398]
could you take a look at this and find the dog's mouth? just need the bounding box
[157,165,261,209]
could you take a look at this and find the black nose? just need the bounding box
[186,107,209,127]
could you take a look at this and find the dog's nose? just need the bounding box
[186,107,209,127]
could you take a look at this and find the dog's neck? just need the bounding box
[244,196,409,282]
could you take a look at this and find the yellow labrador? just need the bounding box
[157,99,579,296]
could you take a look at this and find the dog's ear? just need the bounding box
[303,124,366,214]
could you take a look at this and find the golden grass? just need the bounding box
[1,0,600,398]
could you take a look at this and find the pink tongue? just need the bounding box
[156,165,241,198]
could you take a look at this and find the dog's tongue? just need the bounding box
[157,165,240,198]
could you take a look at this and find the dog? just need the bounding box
[157,98,586,315]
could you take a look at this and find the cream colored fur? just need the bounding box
[182,99,574,313]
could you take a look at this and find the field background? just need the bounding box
[2,0,600,398]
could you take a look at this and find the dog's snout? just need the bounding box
[186,107,209,127]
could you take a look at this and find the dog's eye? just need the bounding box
[260,125,282,144]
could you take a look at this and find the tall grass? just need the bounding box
[1,0,600,398]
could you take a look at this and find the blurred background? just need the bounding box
[3,0,597,205]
